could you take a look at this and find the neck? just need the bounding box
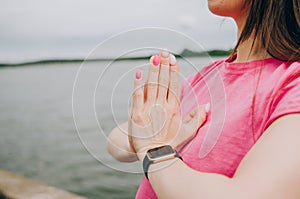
[233,17,271,63]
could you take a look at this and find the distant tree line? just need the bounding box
[178,49,232,57]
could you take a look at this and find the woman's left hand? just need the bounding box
[129,50,208,160]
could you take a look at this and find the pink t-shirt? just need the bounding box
[135,55,300,199]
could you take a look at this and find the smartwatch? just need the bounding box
[143,145,182,179]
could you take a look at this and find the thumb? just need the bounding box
[183,103,210,132]
[172,103,210,150]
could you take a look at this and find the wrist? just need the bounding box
[136,144,166,161]
[137,151,147,161]
[142,145,182,179]
[147,158,179,177]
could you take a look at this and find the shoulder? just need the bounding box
[268,59,300,74]
[266,60,300,89]
[260,60,300,132]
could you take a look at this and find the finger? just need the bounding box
[145,54,160,104]
[132,68,144,112]
[168,54,180,104]
[157,50,170,102]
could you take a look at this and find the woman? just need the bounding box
[107,0,300,198]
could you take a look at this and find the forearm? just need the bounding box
[106,122,138,162]
[147,114,300,199]
[148,159,238,199]
[106,139,138,162]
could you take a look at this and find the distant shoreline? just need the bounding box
[0,49,231,67]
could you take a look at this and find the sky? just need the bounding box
[0,0,238,62]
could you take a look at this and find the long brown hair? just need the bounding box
[234,0,300,61]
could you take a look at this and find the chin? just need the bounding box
[207,0,227,16]
[207,0,247,18]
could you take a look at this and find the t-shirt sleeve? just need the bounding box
[264,73,300,130]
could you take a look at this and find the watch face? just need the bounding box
[147,145,175,159]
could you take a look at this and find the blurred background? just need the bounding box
[0,0,236,198]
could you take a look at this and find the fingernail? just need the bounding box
[205,103,210,113]
[169,54,177,66]
[161,49,169,58]
[136,68,142,79]
[153,54,160,66]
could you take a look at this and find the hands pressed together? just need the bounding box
[128,50,209,161]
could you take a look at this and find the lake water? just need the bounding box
[0,57,219,198]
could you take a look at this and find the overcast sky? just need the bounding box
[0,0,238,61]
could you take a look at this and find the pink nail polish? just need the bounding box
[136,68,142,79]
[153,54,160,66]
